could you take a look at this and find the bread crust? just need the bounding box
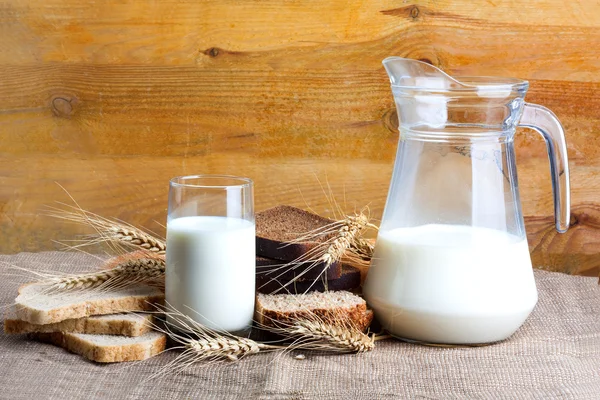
[15,283,164,325]
[30,331,167,363]
[4,313,154,337]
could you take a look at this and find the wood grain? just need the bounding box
[526,204,600,277]
[0,0,598,276]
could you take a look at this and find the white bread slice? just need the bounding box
[255,290,373,332]
[4,311,154,337]
[15,283,164,325]
[30,331,167,363]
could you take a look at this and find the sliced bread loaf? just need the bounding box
[255,290,373,332]
[15,283,164,325]
[5,311,154,337]
[255,205,342,278]
[256,264,361,294]
[30,331,166,363]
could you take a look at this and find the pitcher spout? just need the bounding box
[382,57,466,90]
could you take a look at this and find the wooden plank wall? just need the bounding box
[0,1,598,276]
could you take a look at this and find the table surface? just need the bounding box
[1,252,599,400]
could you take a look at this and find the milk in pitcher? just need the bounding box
[363,224,538,344]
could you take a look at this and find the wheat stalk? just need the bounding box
[46,257,165,292]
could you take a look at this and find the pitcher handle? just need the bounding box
[518,103,571,233]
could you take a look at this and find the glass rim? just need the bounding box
[169,174,253,189]
[391,76,529,92]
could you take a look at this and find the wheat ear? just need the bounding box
[107,226,166,255]
[345,237,375,266]
[351,237,374,259]
[43,203,166,255]
[320,212,375,267]
[288,319,375,353]
[255,308,376,353]
[46,258,165,292]
[143,305,283,381]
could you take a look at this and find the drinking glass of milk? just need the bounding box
[166,175,255,334]
[363,58,570,344]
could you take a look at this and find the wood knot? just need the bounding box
[412,54,442,68]
[380,5,424,20]
[51,96,74,117]
[570,214,579,227]
[205,47,220,57]
[382,108,399,133]
[410,6,420,19]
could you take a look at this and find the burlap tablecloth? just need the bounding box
[0,252,598,399]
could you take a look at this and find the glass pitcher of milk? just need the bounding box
[363,58,570,344]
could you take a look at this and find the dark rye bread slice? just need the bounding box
[256,256,341,281]
[255,205,342,279]
[255,291,373,332]
[256,264,361,294]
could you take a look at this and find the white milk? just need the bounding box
[363,224,538,344]
[166,216,255,333]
